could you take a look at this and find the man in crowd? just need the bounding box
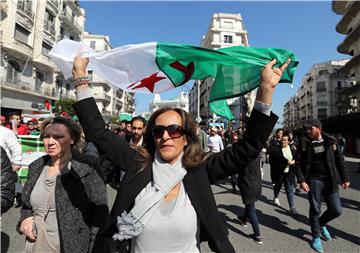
[6,113,28,135]
[267,128,284,186]
[127,116,146,146]
[0,125,22,207]
[208,126,224,153]
[0,115,6,126]
[196,122,209,153]
[296,119,350,253]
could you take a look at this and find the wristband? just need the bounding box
[73,77,92,89]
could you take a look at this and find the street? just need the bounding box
[1,158,359,253]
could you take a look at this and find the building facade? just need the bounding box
[149,92,189,113]
[283,60,353,129]
[1,0,85,116]
[283,95,300,130]
[333,1,360,85]
[188,13,255,128]
[328,1,360,155]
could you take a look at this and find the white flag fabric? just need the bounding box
[49,39,173,93]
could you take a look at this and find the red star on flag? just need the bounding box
[127,72,166,93]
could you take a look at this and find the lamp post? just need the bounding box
[196,80,202,123]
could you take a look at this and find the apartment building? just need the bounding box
[333,1,360,85]
[189,13,255,128]
[283,95,300,130]
[0,0,85,116]
[283,60,352,129]
[149,92,189,113]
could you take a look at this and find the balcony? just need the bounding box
[0,0,8,13]
[2,39,33,59]
[47,0,58,10]
[59,11,82,35]
[335,2,360,34]
[94,91,111,103]
[17,1,34,26]
[0,75,56,99]
[44,22,55,36]
[337,21,360,54]
[67,0,82,14]
[33,54,57,70]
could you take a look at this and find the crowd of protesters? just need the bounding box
[0,106,353,253]
[0,58,353,253]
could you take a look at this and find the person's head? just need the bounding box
[120,120,126,130]
[9,113,21,126]
[232,133,239,143]
[275,128,284,139]
[288,131,294,141]
[304,119,322,140]
[0,115,6,126]
[143,107,203,166]
[40,117,82,158]
[131,116,146,141]
[27,119,37,130]
[125,121,132,133]
[210,127,218,136]
[281,133,290,148]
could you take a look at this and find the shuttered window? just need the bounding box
[14,24,30,44]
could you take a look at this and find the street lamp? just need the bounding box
[196,80,202,123]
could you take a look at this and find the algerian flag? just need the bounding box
[49,40,298,119]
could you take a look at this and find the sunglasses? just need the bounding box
[153,124,186,139]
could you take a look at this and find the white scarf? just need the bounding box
[113,152,187,241]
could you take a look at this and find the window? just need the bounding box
[44,9,55,32]
[317,101,327,106]
[88,70,93,81]
[41,41,52,55]
[17,0,32,16]
[316,81,326,92]
[222,21,233,29]
[224,35,233,43]
[318,70,328,75]
[35,72,44,92]
[6,60,21,84]
[14,24,30,44]
[90,41,96,49]
[337,81,342,90]
[318,108,327,119]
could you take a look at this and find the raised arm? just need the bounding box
[206,59,290,183]
[71,56,137,171]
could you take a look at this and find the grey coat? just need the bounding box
[17,152,108,253]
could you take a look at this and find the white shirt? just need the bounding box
[208,134,224,153]
[282,145,293,173]
[0,126,22,165]
[131,182,200,253]
[130,136,143,146]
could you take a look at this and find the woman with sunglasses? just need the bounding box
[72,56,290,253]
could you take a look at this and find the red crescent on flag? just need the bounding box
[170,61,195,85]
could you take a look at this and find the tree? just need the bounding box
[54,98,76,116]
